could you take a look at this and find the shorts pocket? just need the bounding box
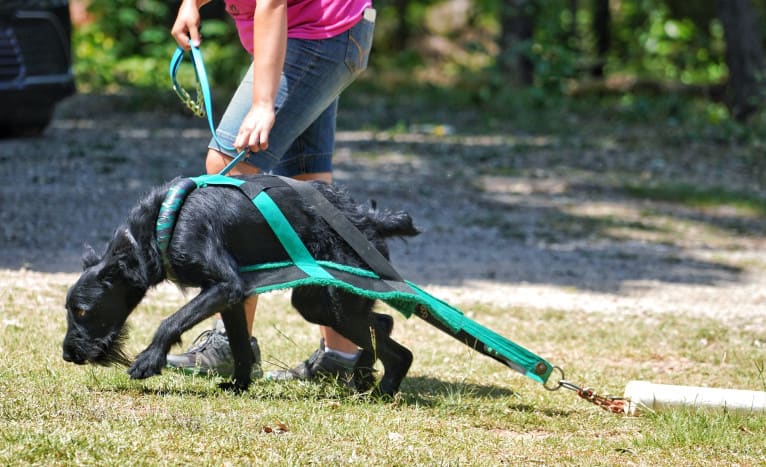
[344,16,375,75]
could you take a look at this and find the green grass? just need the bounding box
[1,274,765,465]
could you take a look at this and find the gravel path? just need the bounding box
[1,93,764,331]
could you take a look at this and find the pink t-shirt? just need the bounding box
[224,0,372,54]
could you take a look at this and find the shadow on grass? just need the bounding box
[87,368,574,416]
[398,376,572,416]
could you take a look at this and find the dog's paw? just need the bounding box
[218,380,250,394]
[351,367,377,393]
[128,351,165,379]
[374,380,399,401]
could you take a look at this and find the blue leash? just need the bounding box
[170,45,248,176]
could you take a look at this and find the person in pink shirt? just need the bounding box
[167,0,376,383]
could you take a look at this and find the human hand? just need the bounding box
[171,0,202,50]
[234,104,276,153]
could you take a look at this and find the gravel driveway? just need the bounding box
[1,93,765,330]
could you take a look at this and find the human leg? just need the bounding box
[261,20,376,377]
[168,16,375,380]
[165,152,262,377]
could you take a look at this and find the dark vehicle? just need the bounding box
[0,0,75,136]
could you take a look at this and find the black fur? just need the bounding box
[62,175,419,396]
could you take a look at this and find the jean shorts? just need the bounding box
[209,10,375,176]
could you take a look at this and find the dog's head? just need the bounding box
[62,229,149,367]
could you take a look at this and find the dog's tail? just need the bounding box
[369,201,420,239]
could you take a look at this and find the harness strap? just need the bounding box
[156,177,198,281]
[251,191,335,280]
[279,177,414,294]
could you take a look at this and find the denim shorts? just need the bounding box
[210,10,375,176]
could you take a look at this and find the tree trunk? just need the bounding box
[499,0,537,85]
[591,0,610,77]
[717,0,765,120]
[569,0,578,39]
[388,0,411,51]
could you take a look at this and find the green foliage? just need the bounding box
[71,0,737,92]
[70,0,766,130]
[526,0,580,91]
[73,0,247,91]
[612,0,727,84]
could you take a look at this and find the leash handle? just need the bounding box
[170,45,248,175]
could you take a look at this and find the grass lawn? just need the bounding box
[1,270,765,466]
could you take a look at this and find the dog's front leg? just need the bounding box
[218,302,253,392]
[128,284,237,380]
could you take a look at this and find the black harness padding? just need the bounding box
[237,175,289,200]
[278,176,414,294]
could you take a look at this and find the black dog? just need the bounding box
[63,174,418,395]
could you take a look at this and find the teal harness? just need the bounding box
[155,174,554,385]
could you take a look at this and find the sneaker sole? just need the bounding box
[166,364,219,377]
[167,364,263,379]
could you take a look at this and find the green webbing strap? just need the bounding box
[192,174,244,188]
[156,177,199,281]
[278,176,415,295]
[403,281,551,383]
[191,174,334,280]
[279,177,406,283]
[251,191,335,280]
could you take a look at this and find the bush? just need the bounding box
[74,0,248,92]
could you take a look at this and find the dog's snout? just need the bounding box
[62,345,85,365]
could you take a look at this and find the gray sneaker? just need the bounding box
[166,323,262,379]
[266,339,358,383]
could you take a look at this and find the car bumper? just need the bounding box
[0,2,76,127]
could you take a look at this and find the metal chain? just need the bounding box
[172,79,206,117]
[543,366,628,414]
[571,384,628,414]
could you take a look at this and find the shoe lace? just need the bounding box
[304,348,324,367]
[186,329,221,354]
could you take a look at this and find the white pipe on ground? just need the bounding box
[624,380,766,415]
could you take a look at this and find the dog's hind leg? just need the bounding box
[352,313,394,392]
[338,315,412,397]
[364,316,412,397]
[218,301,253,392]
[291,287,412,396]
[327,293,412,397]
[128,283,244,380]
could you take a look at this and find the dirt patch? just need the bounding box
[1,93,764,330]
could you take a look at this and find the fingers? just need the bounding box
[234,107,275,153]
[171,3,201,50]
[188,26,202,48]
[171,24,201,50]
[234,128,270,153]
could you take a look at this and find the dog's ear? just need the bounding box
[110,229,149,288]
[110,229,135,257]
[81,245,101,269]
[117,257,148,288]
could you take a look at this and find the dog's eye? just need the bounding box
[75,309,87,318]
